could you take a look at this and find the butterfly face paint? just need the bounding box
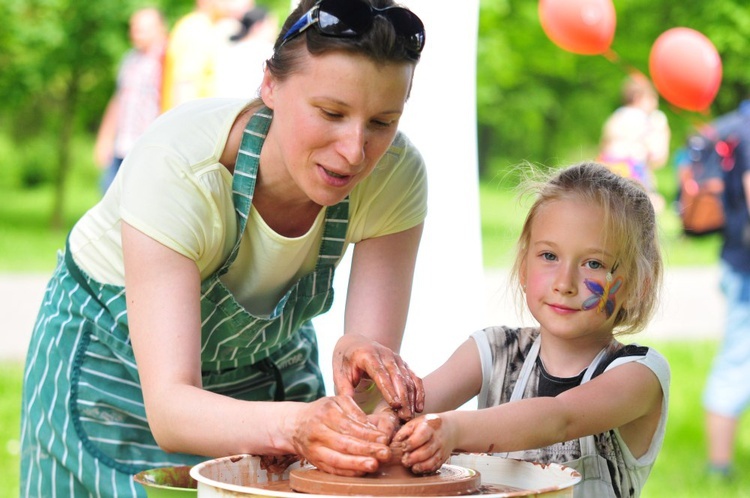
[582,271,623,318]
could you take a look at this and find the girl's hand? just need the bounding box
[393,414,454,474]
[333,334,424,421]
[291,395,392,476]
[366,409,401,441]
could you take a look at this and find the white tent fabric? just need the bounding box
[308,0,485,399]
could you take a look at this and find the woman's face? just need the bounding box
[260,49,414,207]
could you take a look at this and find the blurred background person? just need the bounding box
[598,73,671,213]
[93,7,167,194]
[214,6,278,100]
[161,0,253,111]
[703,98,750,481]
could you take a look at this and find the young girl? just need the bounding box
[392,162,670,497]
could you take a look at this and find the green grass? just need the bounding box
[2,343,748,496]
[638,340,750,498]
[0,363,22,498]
[0,134,102,273]
[0,187,101,273]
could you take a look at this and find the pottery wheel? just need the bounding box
[289,464,481,496]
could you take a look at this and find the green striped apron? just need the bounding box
[20,107,347,497]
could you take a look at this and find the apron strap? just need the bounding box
[232,107,271,233]
[501,336,541,458]
[509,336,541,401]
[578,343,615,458]
[316,198,349,269]
[217,106,272,277]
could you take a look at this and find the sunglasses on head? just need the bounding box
[277,0,425,59]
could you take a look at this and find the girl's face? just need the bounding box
[520,198,626,346]
[260,49,414,207]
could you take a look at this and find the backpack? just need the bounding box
[678,114,744,236]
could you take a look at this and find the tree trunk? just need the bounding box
[50,68,81,230]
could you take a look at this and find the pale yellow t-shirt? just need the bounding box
[70,98,427,316]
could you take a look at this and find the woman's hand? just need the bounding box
[291,395,393,476]
[333,334,424,421]
[339,225,425,420]
[393,414,454,474]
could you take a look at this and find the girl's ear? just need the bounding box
[519,255,528,291]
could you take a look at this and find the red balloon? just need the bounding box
[538,0,616,55]
[649,28,722,112]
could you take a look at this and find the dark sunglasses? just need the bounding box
[277,0,425,59]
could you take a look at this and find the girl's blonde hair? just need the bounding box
[510,162,663,336]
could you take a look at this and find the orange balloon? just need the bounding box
[538,0,616,55]
[649,28,722,112]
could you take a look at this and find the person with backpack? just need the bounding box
[677,102,750,236]
[703,98,750,480]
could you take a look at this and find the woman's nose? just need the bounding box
[337,124,366,166]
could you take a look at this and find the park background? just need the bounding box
[1,0,749,496]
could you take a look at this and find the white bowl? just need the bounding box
[190,453,581,497]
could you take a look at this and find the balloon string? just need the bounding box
[602,49,619,64]
[670,106,713,129]
[600,49,646,79]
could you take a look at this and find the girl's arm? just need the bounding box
[369,337,484,437]
[123,222,391,476]
[396,360,663,473]
[334,223,425,420]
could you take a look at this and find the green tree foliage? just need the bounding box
[0,0,748,218]
[476,0,750,180]
[0,0,203,139]
[0,0,284,227]
[0,0,285,139]
[0,0,135,226]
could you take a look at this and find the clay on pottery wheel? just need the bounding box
[289,443,481,496]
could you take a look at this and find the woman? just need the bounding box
[20,0,427,494]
